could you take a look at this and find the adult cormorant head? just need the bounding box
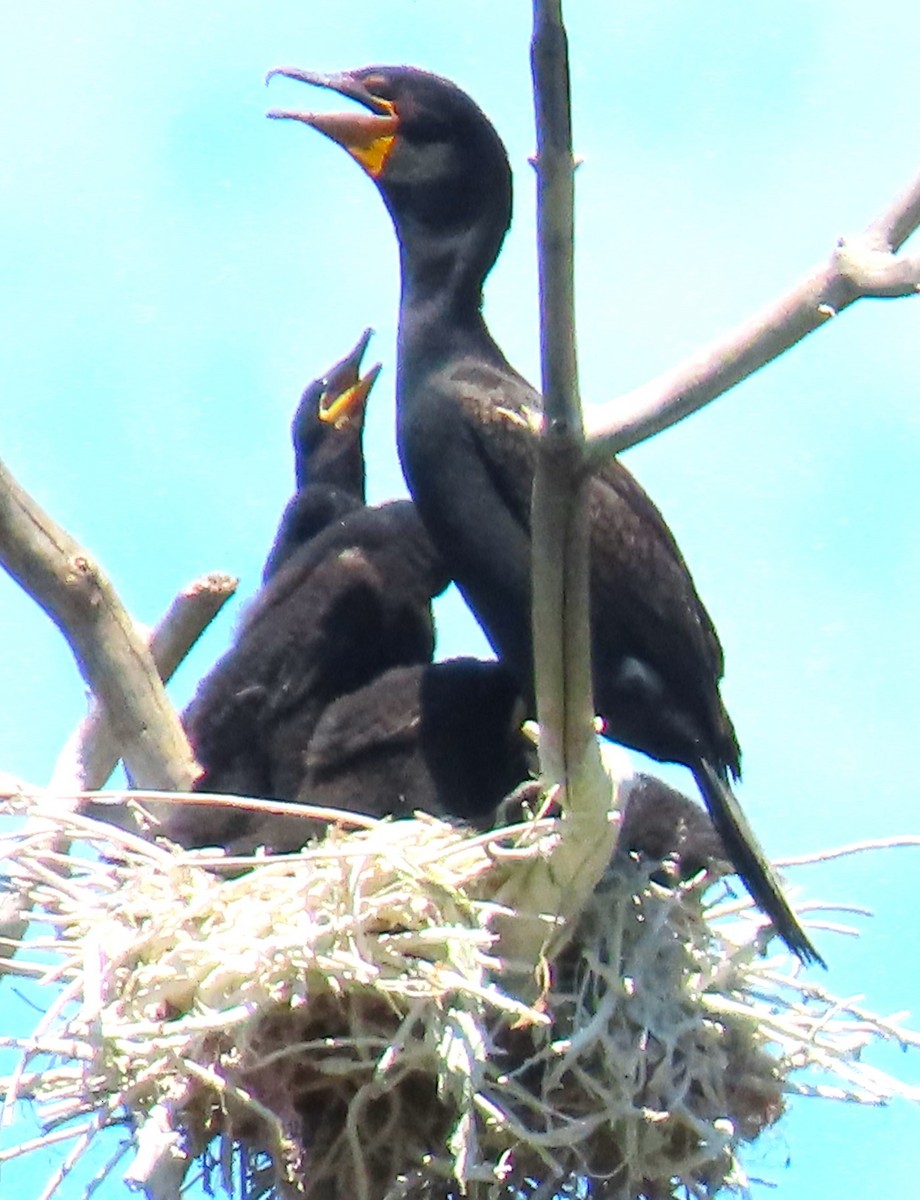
[267,66,512,296]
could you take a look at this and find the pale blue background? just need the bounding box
[1,2,918,1196]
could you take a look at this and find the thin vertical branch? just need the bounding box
[494,2,617,975]
[531,1,580,434]
[529,1,604,805]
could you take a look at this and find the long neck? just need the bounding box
[297,437,365,503]
[395,214,505,369]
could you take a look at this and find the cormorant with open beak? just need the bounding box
[266,66,822,964]
[174,337,449,848]
[262,328,378,581]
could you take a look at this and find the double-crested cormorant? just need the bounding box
[302,657,533,823]
[225,657,534,855]
[617,774,728,883]
[267,66,822,964]
[262,328,378,582]
[173,342,449,848]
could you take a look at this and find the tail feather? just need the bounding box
[693,757,825,968]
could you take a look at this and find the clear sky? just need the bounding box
[1,1,918,1196]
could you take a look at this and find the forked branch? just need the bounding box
[0,455,199,791]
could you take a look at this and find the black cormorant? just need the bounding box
[222,657,534,855]
[617,773,728,883]
[267,66,822,964]
[302,657,532,823]
[172,341,449,848]
[262,328,378,582]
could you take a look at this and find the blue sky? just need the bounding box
[1,1,918,1196]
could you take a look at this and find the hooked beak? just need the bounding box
[266,67,398,179]
[319,328,382,427]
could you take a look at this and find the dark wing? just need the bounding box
[438,357,735,753]
[587,460,740,771]
[305,666,422,775]
[448,357,541,532]
[443,356,725,688]
[590,460,725,675]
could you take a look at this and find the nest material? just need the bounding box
[1,793,918,1200]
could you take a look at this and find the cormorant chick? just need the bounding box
[219,658,533,855]
[177,501,448,846]
[267,66,822,965]
[303,657,532,823]
[171,341,449,849]
[617,774,728,883]
[262,328,379,581]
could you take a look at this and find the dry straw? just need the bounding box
[1,786,918,1200]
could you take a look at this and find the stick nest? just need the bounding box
[1,792,918,1200]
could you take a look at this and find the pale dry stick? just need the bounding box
[2,972,86,1122]
[80,788,379,828]
[0,1120,99,1166]
[54,571,237,793]
[585,170,920,460]
[775,835,920,868]
[529,0,604,802]
[123,1096,194,1200]
[35,1113,106,1200]
[0,455,198,790]
[495,0,617,984]
[0,575,236,964]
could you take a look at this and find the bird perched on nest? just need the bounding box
[266,65,822,965]
[174,338,450,847]
[225,656,535,856]
[300,657,534,826]
[617,773,729,883]
[173,336,533,853]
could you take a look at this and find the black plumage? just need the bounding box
[302,658,533,824]
[171,342,449,849]
[227,658,534,855]
[268,66,822,964]
[261,328,377,582]
[617,774,728,883]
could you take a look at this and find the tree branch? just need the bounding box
[51,572,237,792]
[530,0,598,788]
[584,167,920,461]
[494,1,616,979]
[0,575,237,967]
[0,455,199,791]
[529,0,611,806]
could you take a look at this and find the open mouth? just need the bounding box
[266,68,398,178]
[318,328,382,427]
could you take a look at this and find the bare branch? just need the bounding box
[585,166,920,461]
[51,572,237,793]
[531,0,580,439]
[0,455,198,791]
[866,166,920,250]
[489,1,617,978]
[1,576,236,967]
[529,1,605,798]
